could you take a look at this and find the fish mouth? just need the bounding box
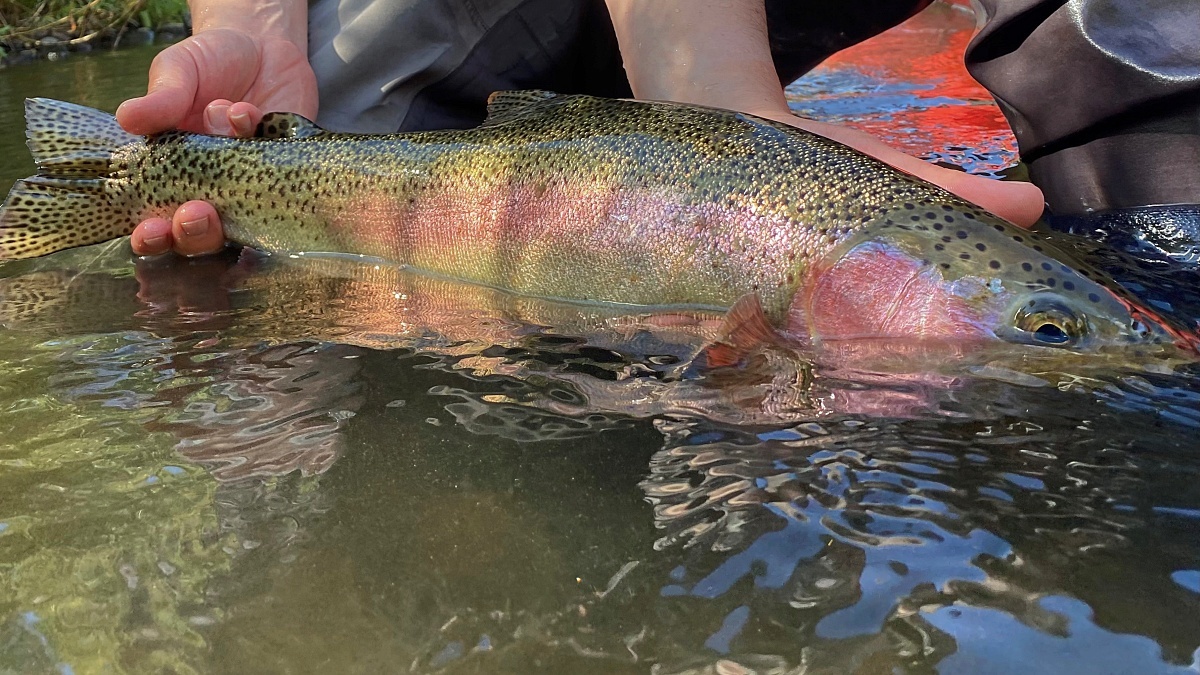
[1109,291,1200,355]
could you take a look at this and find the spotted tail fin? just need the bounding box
[0,99,141,260]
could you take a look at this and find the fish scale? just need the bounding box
[0,91,1193,356]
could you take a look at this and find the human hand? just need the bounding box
[116,28,317,257]
[605,0,1045,227]
[749,108,1045,227]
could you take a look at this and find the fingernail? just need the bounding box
[180,216,209,237]
[230,110,251,133]
[142,234,168,250]
[205,105,230,131]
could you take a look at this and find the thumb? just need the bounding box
[116,45,204,135]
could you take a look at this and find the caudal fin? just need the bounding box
[0,98,140,260]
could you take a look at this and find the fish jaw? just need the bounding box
[788,237,1005,346]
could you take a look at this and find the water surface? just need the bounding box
[2,10,1200,675]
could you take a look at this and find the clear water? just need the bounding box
[2,11,1200,675]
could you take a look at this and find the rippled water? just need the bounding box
[2,7,1200,675]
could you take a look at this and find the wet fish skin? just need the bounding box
[30,92,920,314]
[0,92,1191,354]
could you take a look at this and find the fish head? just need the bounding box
[790,203,1197,356]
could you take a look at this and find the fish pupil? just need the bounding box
[1033,323,1071,344]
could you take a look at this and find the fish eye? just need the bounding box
[1014,302,1086,347]
[1032,322,1071,345]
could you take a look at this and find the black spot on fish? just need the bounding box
[944,215,955,223]
[989,260,1001,270]
[1063,281,1075,291]
[960,253,971,260]
[935,244,945,251]
[1022,262,1033,272]
[1041,262,1053,271]
[926,212,937,219]
[904,203,915,210]
[1088,292,1101,302]
[940,263,951,270]
[956,230,969,239]
[1012,236,1023,243]
[933,222,944,230]
[1046,278,1057,287]
[975,243,987,251]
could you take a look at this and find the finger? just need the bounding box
[117,30,265,135]
[204,99,235,136]
[171,201,226,257]
[815,124,1046,227]
[859,141,1045,226]
[770,114,1046,228]
[935,171,1045,228]
[116,46,202,135]
[131,218,174,256]
[227,101,265,137]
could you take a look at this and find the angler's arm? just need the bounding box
[120,0,315,257]
[603,0,1045,227]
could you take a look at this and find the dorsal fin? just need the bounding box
[256,112,325,140]
[481,90,560,126]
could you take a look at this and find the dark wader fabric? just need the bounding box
[307,0,1199,216]
[966,0,1200,215]
[308,0,629,133]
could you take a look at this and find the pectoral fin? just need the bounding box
[693,294,785,370]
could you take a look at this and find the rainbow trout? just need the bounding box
[0,92,1193,357]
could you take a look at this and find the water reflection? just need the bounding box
[784,2,1021,177]
[2,240,1199,673]
[636,410,1200,672]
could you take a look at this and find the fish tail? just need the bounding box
[0,98,141,260]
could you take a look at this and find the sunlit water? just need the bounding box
[2,7,1200,674]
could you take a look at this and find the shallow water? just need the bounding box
[2,9,1200,675]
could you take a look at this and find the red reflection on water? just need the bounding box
[793,1,1018,174]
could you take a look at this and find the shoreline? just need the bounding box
[0,17,189,68]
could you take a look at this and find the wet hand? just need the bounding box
[130,200,226,258]
[116,28,318,256]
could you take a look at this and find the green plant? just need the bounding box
[0,0,188,43]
